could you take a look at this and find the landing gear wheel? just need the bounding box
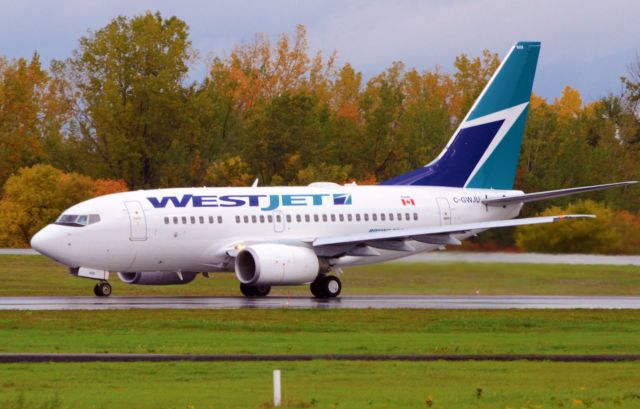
[311,275,342,298]
[310,280,323,298]
[93,281,112,297]
[240,283,271,297]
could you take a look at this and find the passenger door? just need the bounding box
[124,201,148,241]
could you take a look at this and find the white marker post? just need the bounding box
[273,369,282,407]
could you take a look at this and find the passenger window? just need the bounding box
[314,214,319,222]
[251,215,257,223]
[199,216,204,224]
[286,215,292,223]
[389,213,394,221]
[296,215,302,222]
[405,213,410,221]
[380,213,385,221]
[209,216,214,224]
[268,215,273,223]
[413,213,418,220]
[173,217,178,224]
[259,215,265,223]
[243,215,249,223]
[218,216,223,224]
[347,214,352,222]
[356,214,361,222]
[397,213,402,220]
[304,214,310,222]
[372,213,377,221]
[276,215,282,222]
[364,214,369,221]
[189,216,195,224]
[322,214,328,222]
[164,217,169,224]
[235,215,240,224]
[331,214,336,222]
[339,214,344,222]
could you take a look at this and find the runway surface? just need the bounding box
[1,295,639,310]
[4,249,640,265]
[2,353,639,363]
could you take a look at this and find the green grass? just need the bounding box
[1,309,639,355]
[2,255,640,407]
[1,254,640,296]
[2,361,640,408]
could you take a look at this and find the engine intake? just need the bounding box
[117,271,197,285]
[235,244,320,286]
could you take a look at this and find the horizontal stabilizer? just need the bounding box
[483,181,637,206]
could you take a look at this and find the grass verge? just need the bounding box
[1,309,639,355]
[2,361,640,408]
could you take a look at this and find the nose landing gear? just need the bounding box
[93,281,112,297]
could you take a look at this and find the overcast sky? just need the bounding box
[2,0,638,102]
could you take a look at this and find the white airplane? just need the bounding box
[31,41,635,298]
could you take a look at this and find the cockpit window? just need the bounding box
[54,214,101,227]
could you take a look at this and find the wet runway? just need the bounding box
[0,295,639,310]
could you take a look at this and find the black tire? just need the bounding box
[253,285,271,297]
[240,283,256,297]
[310,279,324,298]
[94,282,112,297]
[322,276,342,298]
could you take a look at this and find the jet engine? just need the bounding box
[235,243,320,286]
[117,271,197,285]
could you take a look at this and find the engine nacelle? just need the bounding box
[117,271,197,285]
[235,244,320,286]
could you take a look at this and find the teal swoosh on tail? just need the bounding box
[380,41,540,190]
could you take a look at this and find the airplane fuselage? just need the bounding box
[33,183,522,273]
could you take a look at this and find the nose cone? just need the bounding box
[31,225,74,266]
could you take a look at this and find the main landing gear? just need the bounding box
[93,281,112,297]
[310,275,342,298]
[240,283,271,297]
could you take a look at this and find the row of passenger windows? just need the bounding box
[164,215,223,225]
[163,212,420,226]
[235,212,419,224]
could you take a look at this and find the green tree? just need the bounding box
[243,92,324,185]
[65,12,199,188]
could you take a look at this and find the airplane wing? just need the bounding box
[312,214,593,256]
[483,181,637,207]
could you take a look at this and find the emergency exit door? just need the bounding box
[436,198,451,225]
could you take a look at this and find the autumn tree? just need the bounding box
[515,200,626,254]
[0,165,128,247]
[0,55,71,189]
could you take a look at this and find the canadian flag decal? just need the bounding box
[401,197,415,206]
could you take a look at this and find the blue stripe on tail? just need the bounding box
[380,41,540,189]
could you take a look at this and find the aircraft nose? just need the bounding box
[31,225,71,264]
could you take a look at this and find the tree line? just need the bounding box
[1,12,639,250]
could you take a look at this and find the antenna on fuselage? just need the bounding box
[251,178,259,188]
